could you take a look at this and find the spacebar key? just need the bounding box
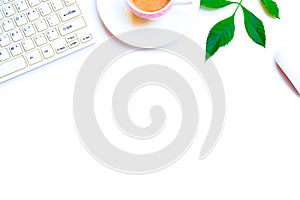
[0,56,27,78]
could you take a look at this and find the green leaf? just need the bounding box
[242,6,266,47]
[206,15,235,60]
[260,0,280,19]
[201,0,233,9]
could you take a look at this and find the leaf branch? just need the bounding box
[202,0,279,60]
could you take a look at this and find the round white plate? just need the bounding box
[96,0,200,47]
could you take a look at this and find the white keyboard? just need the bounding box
[0,0,95,83]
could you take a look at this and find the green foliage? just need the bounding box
[206,15,235,60]
[242,6,266,47]
[261,0,280,19]
[201,0,233,9]
[201,0,279,60]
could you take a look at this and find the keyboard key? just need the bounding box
[27,0,41,7]
[46,28,59,41]
[41,44,54,59]
[55,44,68,54]
[33,34,47,46]
[80,34,92,43]
[68,39,79,48]
[0,49,10,62]
[14,14,28,27]
[1,19,15,31]
[26,50,43,65]
[0,34,11,47]
[63,0,76,6]
[9,43,23,57]
[22,24,35,37]
[3,0,15,3]
[2,3,16,17]
[10,28,24,42]
[46,14,60,27]
[50,0,63,11]
[59,4,80,21]
[65,33,76,42]
[38,3,52,16]
[0,56,27,78]
[34,19,48,32]
[58,17,86,36]
[21,38,35,51]
[14,0,29,12]
[26,8,40,21]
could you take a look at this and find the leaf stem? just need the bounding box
[233,0,243,15]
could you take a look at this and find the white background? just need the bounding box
[1,0,300,199]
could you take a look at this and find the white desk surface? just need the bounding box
[1,0,299,199]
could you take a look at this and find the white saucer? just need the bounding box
[96,0,200,47]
